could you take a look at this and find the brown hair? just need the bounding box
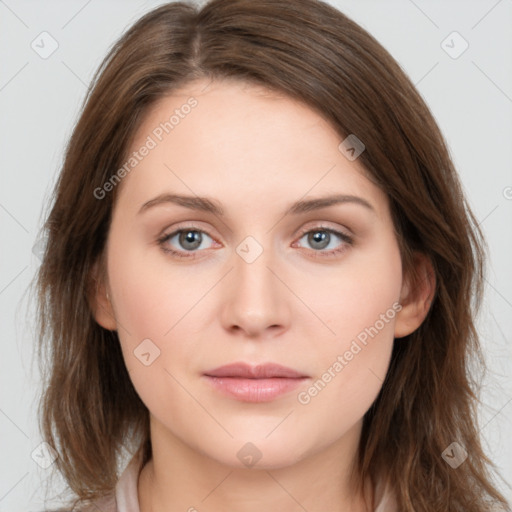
[34,0,510,510]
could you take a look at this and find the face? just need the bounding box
[95,78,409,470]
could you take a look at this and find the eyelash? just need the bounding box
[156,224,354,259]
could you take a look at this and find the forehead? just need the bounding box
[128,77,344,163]
[115,78,386,219]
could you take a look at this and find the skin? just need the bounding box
[92,78,434,512]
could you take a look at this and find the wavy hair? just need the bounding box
[34,0,509,510]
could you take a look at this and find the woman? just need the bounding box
[34,0,510,510]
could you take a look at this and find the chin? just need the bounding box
[208,436,309,471]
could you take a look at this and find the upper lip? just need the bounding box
[204,362,308,379]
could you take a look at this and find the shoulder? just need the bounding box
[41,451,143,512]
[78,492,117,512]
[373,476,397,512]
[41,491,117,512]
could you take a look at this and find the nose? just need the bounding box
[219,243,291,338]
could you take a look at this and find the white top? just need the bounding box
[83,451,397,511]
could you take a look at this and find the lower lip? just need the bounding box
[203,376,308,402]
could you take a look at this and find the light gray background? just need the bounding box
[1,0,511,510]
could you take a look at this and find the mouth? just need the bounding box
[203,362,309,403]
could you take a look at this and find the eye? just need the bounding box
[157,225,354,260]
[294,227,353,257]
[157,228,216,258]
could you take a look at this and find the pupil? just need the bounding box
[309,231,329,249]
[181,231,201,250]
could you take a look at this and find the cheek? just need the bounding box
[107,234,205,340]
[303,235,402,346]
[296,237,402,411]
[106,234,213,405]
[106,243,195,426]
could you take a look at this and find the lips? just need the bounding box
[204,362,308,379]
[203,362,309,402]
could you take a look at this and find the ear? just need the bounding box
[88,258,117,331]
[394,251,436,339]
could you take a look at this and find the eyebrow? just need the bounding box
[138,193,375,216]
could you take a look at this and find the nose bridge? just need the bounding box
[220,233,289,335]
[234,234,277,303]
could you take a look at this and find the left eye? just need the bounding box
[295,228,352,253]
[159,229,214,254]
